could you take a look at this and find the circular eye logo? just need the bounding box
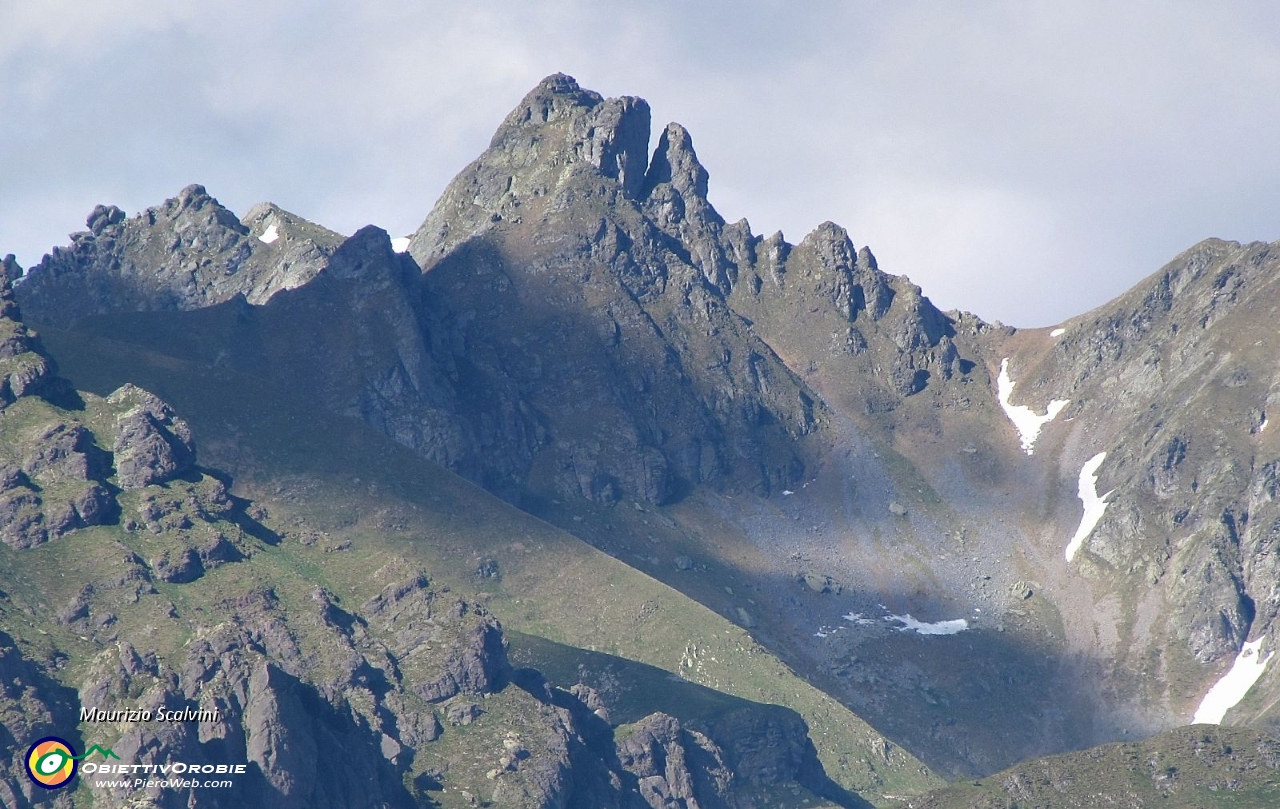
[26,737,77,790]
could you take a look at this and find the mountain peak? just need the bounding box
[491,73,605,144]
[642,122,709,203]
[796,221,855,264]
[411,75,653,261]
[490,73,652,194]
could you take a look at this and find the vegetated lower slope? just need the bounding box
[30,315,939,808]
[888,725,1280,809]
[12,72,1280,794]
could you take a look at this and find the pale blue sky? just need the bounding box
[3,1,1278,326]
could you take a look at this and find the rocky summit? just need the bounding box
[3,73,1280,807]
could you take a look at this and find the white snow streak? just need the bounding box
[1064,452,1111,562]
[997,358,1069,455]
[390,236,411,253]
[1050,328,1066,337]
[885,613,969,635]
[258,224,279,244]
[1192,639,1274,724]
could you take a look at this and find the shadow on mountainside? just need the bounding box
[35,319,1124,784]
[35,324,904,803]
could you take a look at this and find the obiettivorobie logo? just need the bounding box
[25,737,120,790]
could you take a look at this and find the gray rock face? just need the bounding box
[22,423,102,482]
[398,73,825,503]
[16,185,345,326]
[87,203,126,235]
[79,627,415,809]
[616,713,733,809]
[0,419,118,549]
[411,74,653,264]
[415,619,510,702]
[726,218,966,405]
[0,254,20,283]
[639,122,739,295]
[108,384,196,489]
[151,546,204,584]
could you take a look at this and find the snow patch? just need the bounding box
[1192,639,1275,724]
[258,224,279,244]
[782,490,794,496]
[996,358,1069,454]
[390,236,411,253]
[885,613,969,635]
[842,612,876,626]
[1065,452,1111,562]
[1260,418,1269,433]
[1050,328,1065,337]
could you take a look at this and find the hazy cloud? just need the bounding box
[2,1,1277,325]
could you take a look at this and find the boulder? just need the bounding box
[151,547,204,584]
[86,203,126,235]
[446,700,484,726]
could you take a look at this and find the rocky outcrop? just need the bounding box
[15,185,345,326]
[360,571,511,702]
[22,423,102,481]
[616,713,734,809]
[415,619,510,702]
[0,277,55,406]
[77,628,415,809]
[108,384,197,489]
[0,287,245,566]
[1,254,21,284]
[0,420,118,549]
[401,74,825,502]
[55,564,828,809]
[640,123,735,294]
[410,73,653,264]
[726,219,968,404]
